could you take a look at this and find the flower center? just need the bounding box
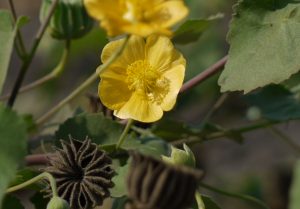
[126,60,170,104]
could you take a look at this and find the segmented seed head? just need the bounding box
[126,151,203,209]
[44,136,114,209]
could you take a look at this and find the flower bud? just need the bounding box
[246,106,262,121]
[162,144,196,168]
[40,0,93,40]
[47,197,70,209]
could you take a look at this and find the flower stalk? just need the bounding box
[116,119,134,150]
[0,40,70,101]
[7,172,58,197]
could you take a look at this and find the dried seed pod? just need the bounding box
[44,136,114,209]
[127,152,203,209]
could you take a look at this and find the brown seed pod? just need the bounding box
[44,136,115,209]
[127,151,203,209]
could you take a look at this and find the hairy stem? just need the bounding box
[7,0,59,107]
[116,119,134,150]
[180,55,228,93]
[36,35,130,125]
[0,40,70,101]
[199,182,269,209]
[7,172,58,197]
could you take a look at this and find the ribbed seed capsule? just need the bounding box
[126,152,204,209]
[40,0,93,40]
[44,136,114,209]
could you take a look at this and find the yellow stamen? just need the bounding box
[126,60,170,104]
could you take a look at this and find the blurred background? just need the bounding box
[0,0,299,209]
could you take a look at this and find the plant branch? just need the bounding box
[7,172,58,197]
[180,55,228,93]
[199,182,269,209]
[36,35,130,125]
[171,120,278,146]
[8,0,27,59]
[7,0,59,107]
[25,154,52,166]
[0,40,70,101]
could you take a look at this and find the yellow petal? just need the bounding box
[98,77,132,110]
[161,65,185,111]
[148,0,189,27]
[84,0,123,20]
[101,35,145,67]
[145,35,184,72]
[114,93,163,122]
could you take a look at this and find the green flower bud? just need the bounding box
[162,144,196,168]
[40,0,93,40]
[47,197,70,209]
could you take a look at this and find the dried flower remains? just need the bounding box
[45,137,114,209]
[126,151,203,209]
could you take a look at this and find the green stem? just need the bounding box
[116,119,134,150]
[36,35,130,125]
[7,0,59,107]
[7,172,58,197]
[0,40,70,101]
[199,182,269,209]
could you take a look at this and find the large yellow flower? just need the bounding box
[84,0,189,37]
[98,35,186,122]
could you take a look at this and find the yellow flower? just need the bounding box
[84,0,189,37]
[98,35,186,122]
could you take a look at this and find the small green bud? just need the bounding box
[162,144,196,168]
[40,0,93,40]
[47,196,70,209]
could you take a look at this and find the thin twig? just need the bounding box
[180,55,228,93]
[8,0,27,59]
[25,154,51,166]
[268,126,300,155]
[7,0,59,107]
[0,40,70,100]
[201,93,229,125]
[171,120,278,146]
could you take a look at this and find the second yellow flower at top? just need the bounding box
[84,0,189,37]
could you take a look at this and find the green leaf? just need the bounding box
[218,0,300,93]
[55,113,124,146]
[110,164,129,198]
[30,192,49,209]
[202,196,222,209]
[2,195,24,209]
[173,14,223,45]
[9,169,41,191]
[245,85,300,121]
[56,113,169,155]
[289,160,300,209]
[0,103,27,208]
